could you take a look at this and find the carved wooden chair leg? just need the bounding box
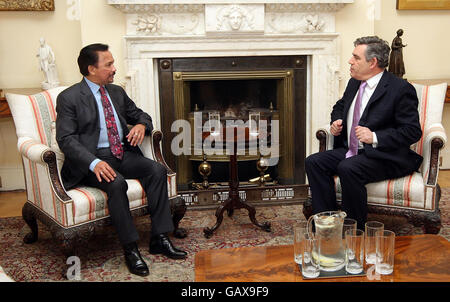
[396,186,442,235]
[51,225,95,280]
[170,196,188,238]
[49,228,77,280]
[423,185,443,234]
[417,205,442,234]
[422,214,441,234]
[51,228,82,258]
[302,198,313,221]
[22,202,39,244]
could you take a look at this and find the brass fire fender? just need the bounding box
[180,184,308,209]
[172,70,295,186]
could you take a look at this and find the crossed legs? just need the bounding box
[305,148,404,229]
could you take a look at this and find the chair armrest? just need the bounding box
[150,130,174,174]
[136,127,173,174]
[18,137,52,164]
[316,124,333,152]
[17,137,71,202]
[138,133,153,159]
[420,123,447,186]
[139,130,178,198]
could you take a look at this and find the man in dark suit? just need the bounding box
[305,36,423,229]
[56,43,187,277]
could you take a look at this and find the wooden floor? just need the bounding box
[1,170,450,218]
[0,190,27,218]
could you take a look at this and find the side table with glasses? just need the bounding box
[203,126,271,238]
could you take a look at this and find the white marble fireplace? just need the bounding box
[108,0,353,156]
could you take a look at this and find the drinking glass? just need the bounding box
[293,221,308,264]
[208,111,221,137]
[365,221,384,264]
[375,230,395,275]
[249,111,260,137]
[301,233,320,278]
[342,218,357,239]
[345,229,364,274]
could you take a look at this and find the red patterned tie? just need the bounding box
[99,86,123,160]
[346,81,367,158]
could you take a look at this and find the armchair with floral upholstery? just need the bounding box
[6,87,187,257]
[303,82,448,234]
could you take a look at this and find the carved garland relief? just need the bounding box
[131,13,201,35]
[267,13,326,34]
[132,14,162,34]
[127,5,331,36]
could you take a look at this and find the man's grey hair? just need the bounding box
[354,36,390,68]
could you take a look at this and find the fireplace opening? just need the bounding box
[189,78,279,186]
[158,56,307,204]
[189,79,277,115]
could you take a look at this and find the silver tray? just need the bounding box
[298,264,366,279]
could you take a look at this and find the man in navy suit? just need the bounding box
[305,36,422,229]
[56,44,186,277]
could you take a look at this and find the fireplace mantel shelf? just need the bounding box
[108,0,353,14]
[124,32,339,40]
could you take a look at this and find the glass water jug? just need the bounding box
[306,211,347,272]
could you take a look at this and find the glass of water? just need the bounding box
[293,221,307,264]
[345,229,365,274]
[342,218,357,239]
[302,233,320,278]
[365,221,384,265]
[375,230,395,275]
[249,111,260,137]
[208,111,221,137]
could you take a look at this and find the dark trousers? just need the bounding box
[82,148,174,245]
[305,147,408,229]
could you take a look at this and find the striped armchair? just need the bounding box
[6,87,186,256]
[303,82,448,234]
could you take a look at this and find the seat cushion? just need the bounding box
[335,172,432,210]
[66,179,147,225]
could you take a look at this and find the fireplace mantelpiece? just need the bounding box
[109,0,352,171]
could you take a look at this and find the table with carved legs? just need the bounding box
[203,127,271,238]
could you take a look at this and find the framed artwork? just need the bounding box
[397,0,450,10]
[0,0,54,11]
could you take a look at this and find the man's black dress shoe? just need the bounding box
[123,242,149,277]
[149,234,187,259]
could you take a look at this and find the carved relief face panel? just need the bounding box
[228,10,243,30]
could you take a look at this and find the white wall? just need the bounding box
[374,1,450,168]
[0,0,82,190]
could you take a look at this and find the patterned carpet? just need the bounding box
[0,191,449,282]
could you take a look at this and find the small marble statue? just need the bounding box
[37,37,59,90]
[388,29,407,78]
